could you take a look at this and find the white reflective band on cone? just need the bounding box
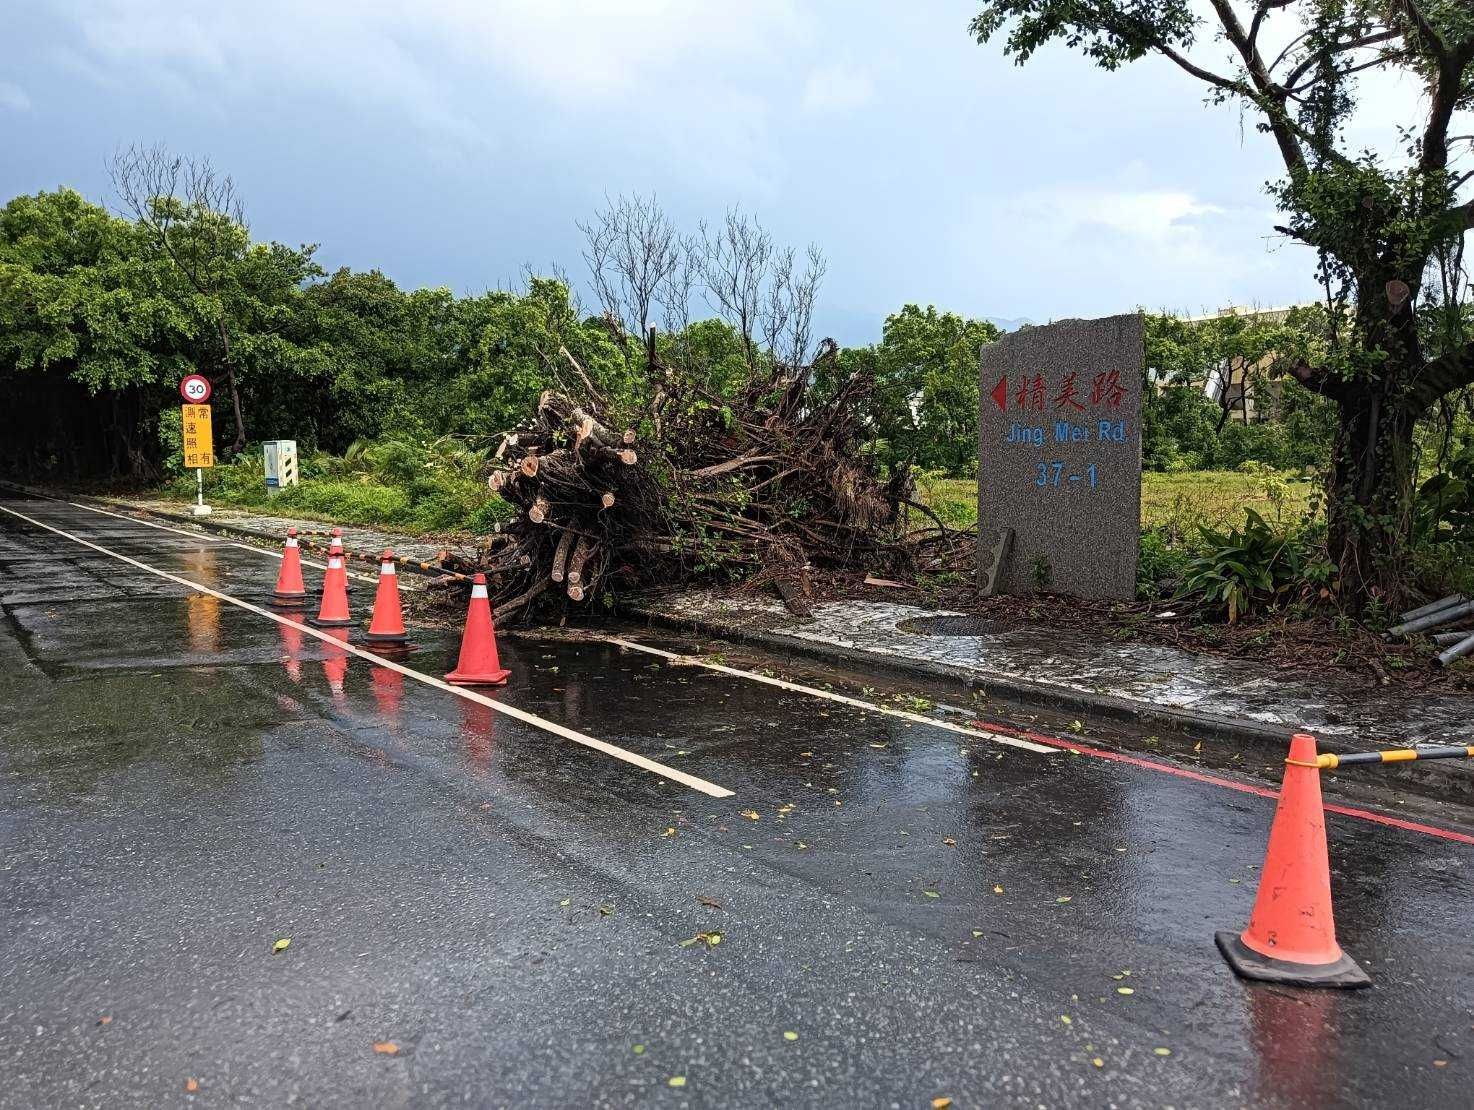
[471,584,488,599]
[382,562,396,575]
[329,557,342,568]
[285,537,298,547]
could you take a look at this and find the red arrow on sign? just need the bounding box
[990,375,1008,413]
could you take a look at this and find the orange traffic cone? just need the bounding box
[320,627,350,699]
[444,573,510,686]
[278,618,305,684]
[1216,733,1369,988]
[308,550,354,629]
[364,549,409,647]
[269,527,309,609]
[371,666,404,723]
[325,527,354,593]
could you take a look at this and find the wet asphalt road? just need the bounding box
[2,494,1473,1109]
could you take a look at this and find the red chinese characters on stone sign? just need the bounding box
[990,371,1129,413]
[1091,369,1125,408]
[1052,372,1084,412]
[1014,373,1046,412]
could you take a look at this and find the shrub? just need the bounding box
[1178,509,1330,622]
[1137,527,1192,598]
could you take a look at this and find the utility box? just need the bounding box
[263,440,299,496]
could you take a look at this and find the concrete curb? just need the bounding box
[628,602,1474,804]
[625,602,1294,747]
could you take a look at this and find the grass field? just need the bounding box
[917,469,1315,534]
[176,462,1313,545]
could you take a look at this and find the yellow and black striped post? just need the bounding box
[1309,745,1474,769]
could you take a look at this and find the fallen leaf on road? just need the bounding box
[1092,1057,1104,1068]
[696,895,724,909]
[668,1076,686,1087]
[1154,1047,1171,1056]
[559,898,571,907]
[598,903,615,916]
[783,1031,798,1041]
[373,1042,399,1055]
[971,930,984,938]
[1056,896,1072,903]
[993,885,1004,895]
[632,1044,645,1055]
[680,931,723,949]
[739,810,761,821]
[661,827,678,838]
[1117,987,1134,995]
[97,1015,111,1026]
[932,1098,952,1109]
[273,938,291,953]
[185,1078,199,1092]
[1060,1015,1072,1025]
[942,838,956,847]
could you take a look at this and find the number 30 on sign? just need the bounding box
[181,404,214,469]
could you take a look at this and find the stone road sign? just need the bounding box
[977,313,1143,601]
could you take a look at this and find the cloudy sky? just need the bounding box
[0,1,1427,342]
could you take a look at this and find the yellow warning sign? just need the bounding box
[181,404,214,469]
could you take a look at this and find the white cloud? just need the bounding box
[957,178,1305,318]
[46,0,811,190]
[1054,189,1225,248]
[0,81,31,112]
[801,63,874,114]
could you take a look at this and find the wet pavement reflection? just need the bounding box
[2,493,1473,1108]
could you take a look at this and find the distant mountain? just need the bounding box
[984,316,1034,333]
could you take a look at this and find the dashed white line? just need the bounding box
[603,636,1056,755]
[0,504,733,799]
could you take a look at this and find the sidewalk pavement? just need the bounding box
[626,587,1474,796]
[87,494,479,568]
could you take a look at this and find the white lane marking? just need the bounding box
[0,505,733,799]
[40,495,378,583]
[604,636,1056,756]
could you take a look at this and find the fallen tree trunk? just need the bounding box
[441,348,924,618]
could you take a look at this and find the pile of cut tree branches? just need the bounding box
[437,340,966,620]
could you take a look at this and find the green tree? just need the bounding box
[0,189,193,475]
[971,1,1474,606]
[844,304,1000,473]
[1143,308,1337,469]
[111,144,321,455]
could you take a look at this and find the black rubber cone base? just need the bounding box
[1216,932,1371,989]
[364,630,410,644]
[307,615,355,629]
[363,638,414,660]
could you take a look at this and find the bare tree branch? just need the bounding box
[109,143,251,454]
[577,193,681,337]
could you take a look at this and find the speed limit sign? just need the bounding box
[180,374,213,403]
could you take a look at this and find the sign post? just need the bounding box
[179,375,215,517]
